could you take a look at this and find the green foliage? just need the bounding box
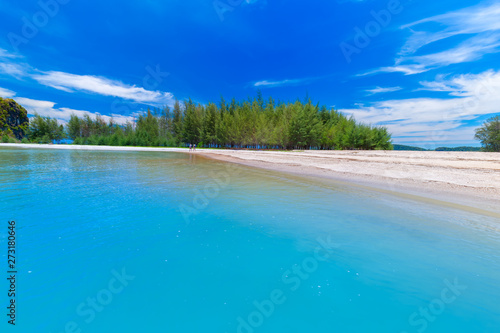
[0,131,19,143]
[67,114,82,140]
[135,109,161,146]
[0,97,29,139]
[435,146,481,152]
[475,116,500,152]
[26,114,65,143]
[202,103,217,146]
[183,99,202,145]
[289,101,322,148]
[393,144,427,151]
[172,99,183,144]
[63,95,393,150]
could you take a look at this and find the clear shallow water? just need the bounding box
[0,147,499,333]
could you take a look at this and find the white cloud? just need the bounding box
[243,0,267,6]
[0,49,175,106]
[0,49,29,78]
[254,78,306,88]
[0,48,19,59]
[0,52,167,127]
[0,87,16,98]
[0,86,140,125]
[394,126,478,148]
[376,33,500,75]
[367,2,500,75]
[32,71,174,105]
[15,97,136,125]
[0,62,29,78]
[419,70,500,97]
[15,97,56,110]
[58,108,137,125]
[365,86,402,95]
[341,69,500,144]
[400,2,500,55]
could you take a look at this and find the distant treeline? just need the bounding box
[58,96,392,150]
[393,144,481,152]
[435,146,481,152]
[392,144,427,151]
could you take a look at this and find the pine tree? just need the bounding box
[67,114,82,140]
[172,99,183,144]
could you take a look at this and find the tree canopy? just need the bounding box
[475,116,500,152]
[26,114,65,143]
[0,97,29,140]
[65,96,392,150]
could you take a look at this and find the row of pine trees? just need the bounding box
[58,95,392,150]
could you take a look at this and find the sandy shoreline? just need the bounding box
[196,149,500,216]
[2,143,499,215]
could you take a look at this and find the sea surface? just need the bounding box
[1,147,499,333]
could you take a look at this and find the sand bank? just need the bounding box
[2,143,499,215]
[196,149,500,215]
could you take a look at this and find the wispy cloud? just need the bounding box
[0,48,20,59]
[0,62,29,78]
[0,50,175,106]
[244,0,264,5]
[0,87,16,98]
[254,78,311,88]
[400,2,500,55]
[0,48,28,78]
[0,52,157,125]
[0,83,141,125]
[419,70,500,97]
[15,97,56,110]
[341,69,500,143]
[374,33,500,75]
[32,71,174,105]
[366,2,500,75]
[16,96,136,125]
[365,86,402,95]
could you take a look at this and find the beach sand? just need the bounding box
[195,149,500,215]
[2,143,499,215]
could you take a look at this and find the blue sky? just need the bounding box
[1,0,499,148]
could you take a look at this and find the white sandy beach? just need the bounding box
[196,149,500,215]
[2,143,499,214]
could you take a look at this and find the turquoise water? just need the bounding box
[1,147,499,333]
